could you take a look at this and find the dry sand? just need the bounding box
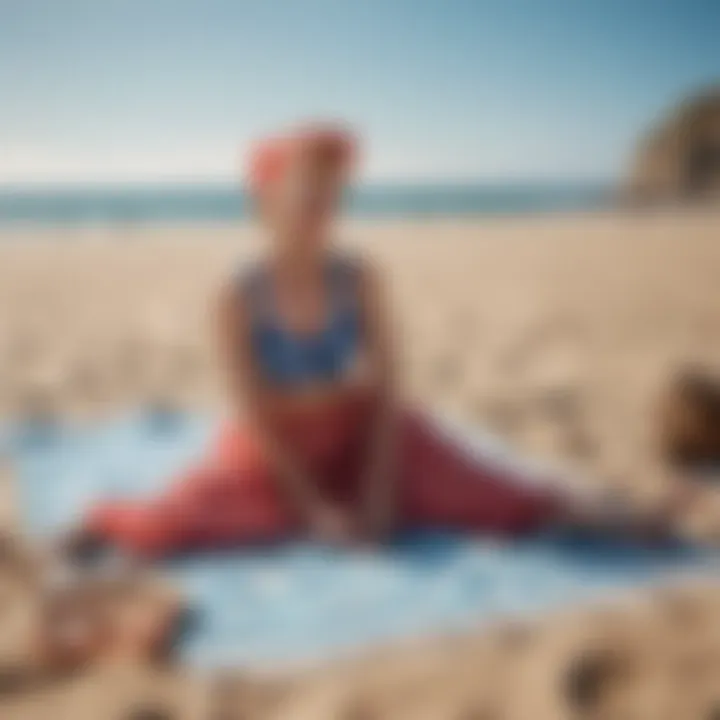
[0,210,719,718]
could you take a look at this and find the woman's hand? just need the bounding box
[358,482,396,546]
[306,501,359,547]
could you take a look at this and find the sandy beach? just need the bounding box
[1,210,720,718]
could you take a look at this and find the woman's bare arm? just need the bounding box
[357,260,399,540]
[215,281,325,519]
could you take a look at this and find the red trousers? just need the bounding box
[87,394,564,558]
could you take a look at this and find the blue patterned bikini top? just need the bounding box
[241,255,362,388]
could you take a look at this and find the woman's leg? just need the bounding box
[82,423,295,559]
[395,410,703,541]
[397,410,568,536]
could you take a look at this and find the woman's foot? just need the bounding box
[557,480,700,544]
[605,480,705,544]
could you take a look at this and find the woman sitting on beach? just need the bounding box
[64,124,693,561]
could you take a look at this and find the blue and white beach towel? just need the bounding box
[2,411,716,670]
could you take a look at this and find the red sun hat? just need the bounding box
[246,123,356,195]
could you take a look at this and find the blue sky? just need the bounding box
[0,0,718,184]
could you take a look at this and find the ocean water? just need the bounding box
[0,182,612,226]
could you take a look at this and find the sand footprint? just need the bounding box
[495,314,583,379]
[497,317,599,462]
[471,394,524,439]
[562,645,632,716]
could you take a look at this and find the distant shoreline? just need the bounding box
[2,206,720,243]
[0,181,613,228]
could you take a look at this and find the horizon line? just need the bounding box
[0,177,616,192]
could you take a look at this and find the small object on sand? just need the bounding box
[563,648,627,712]
[657,368,720,469]
[0,663,34,697]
